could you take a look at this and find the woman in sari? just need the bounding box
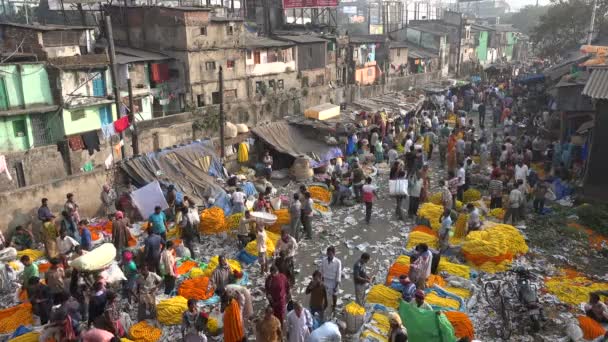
[447,133,458,173]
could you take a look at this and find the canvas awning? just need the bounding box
[252,121,342,168]
[119,140,225,203]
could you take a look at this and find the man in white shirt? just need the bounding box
[231,187,246,214]
[319,246,342,313]
[56,228,79,256]
[466,203,481,233]
[307,321,343,342]
[456,161,466,201]
[504,181,524,225]
[257,224,268,274]
[404,135,413,152]
[514,161,529,186]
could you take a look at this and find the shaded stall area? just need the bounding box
[252,121,342,171]
[119,140,225,203]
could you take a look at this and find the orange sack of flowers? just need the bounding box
[385,263,411,285]
[578,315,606,340]
[412,225,438,237]
[178,276,214,300]
[0,302,33,333]
[176,260,198,276]
[444,311,475,340]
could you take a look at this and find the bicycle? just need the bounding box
[483,274,517,340]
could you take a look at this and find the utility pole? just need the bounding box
[127,76,139,155]
[219,66,225,159]
[588,0,598,44]
[105,15,126,159]
[457,11,463,76]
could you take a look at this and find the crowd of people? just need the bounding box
[2,72,606,342]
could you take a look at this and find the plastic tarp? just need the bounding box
[398,300,457,342]
[130,180,169,219]
[252,121,343,168]
[120,141,224,204]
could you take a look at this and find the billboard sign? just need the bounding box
[342,5,357,14]
[283,0,338,8]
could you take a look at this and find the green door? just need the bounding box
[0,78,8,111]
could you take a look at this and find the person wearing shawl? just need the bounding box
[388,312,407,342]
[112,211,130,258]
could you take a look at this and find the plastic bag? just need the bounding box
[389,179,408,196]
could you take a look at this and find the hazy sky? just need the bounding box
[508,0,551,10]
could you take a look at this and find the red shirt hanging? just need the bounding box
[113,116,130,133]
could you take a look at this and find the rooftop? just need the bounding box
[582,67,608,100]
[349,35,387,44]
[470,23,495,32]
[389,41,409,49]
[210,17,244,22]
[243,36,295,49]
[492,24,519,32]
[408,24,450,36]
[115,46,171,64]
[0,22,94,31]
[276,35,328,44]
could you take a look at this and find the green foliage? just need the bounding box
[192,107,220,132]
[530,0,592,58]
[501,5,549,35]
[576,204,608,236]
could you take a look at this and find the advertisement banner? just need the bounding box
[342,5,357,14]
[283,0,338,8]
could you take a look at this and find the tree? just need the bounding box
[530,0,608,59]
[501,5,549,35]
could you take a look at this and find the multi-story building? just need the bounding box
[0,62,60,152]
[0,22,118,139]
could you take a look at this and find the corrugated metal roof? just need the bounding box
[243,36,294,49]
[115,47,171,64]
[276,35,327,44]
[583,68,608,100]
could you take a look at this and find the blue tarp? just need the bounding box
[517,74,545,84]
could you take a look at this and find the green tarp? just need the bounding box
[398,300,457,342]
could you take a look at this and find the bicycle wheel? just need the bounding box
[483,282,502,310]
[500,296,513,340]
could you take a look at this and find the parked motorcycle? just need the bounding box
[512,266,544,332]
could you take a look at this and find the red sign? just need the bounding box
[283,0,338,9]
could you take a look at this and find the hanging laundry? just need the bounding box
[114,140,124,156]
[0,156,12,181]
[68,135,85,151]
[237,142,249,163]
[82,131,101,156]
[101,124,116,140]
[104,154,113,169]
[113,116,130,133]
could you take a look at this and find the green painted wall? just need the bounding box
[476,31,489,62]
[0,115,33,151]
[0,64,53,110]
[506,32,515,60]
[62,104,117,136]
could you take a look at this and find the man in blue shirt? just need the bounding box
[148,206,168,241]
[78,220,92,251]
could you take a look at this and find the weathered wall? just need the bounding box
[0,169,110,237]
[0,145,68,192]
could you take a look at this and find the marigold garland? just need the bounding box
[176,260,198,276]
[178,277,215,301]
[544,269,608,306]
[444,311,475,340]
[198,207,226,234]
[157,296,188,325]
[129,321,162,342]
[0,302,32,333]
[366,285,401,309]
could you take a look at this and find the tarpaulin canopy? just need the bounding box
[120,141,225,204]
[516,74,545,84]
[252,121,342,168]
